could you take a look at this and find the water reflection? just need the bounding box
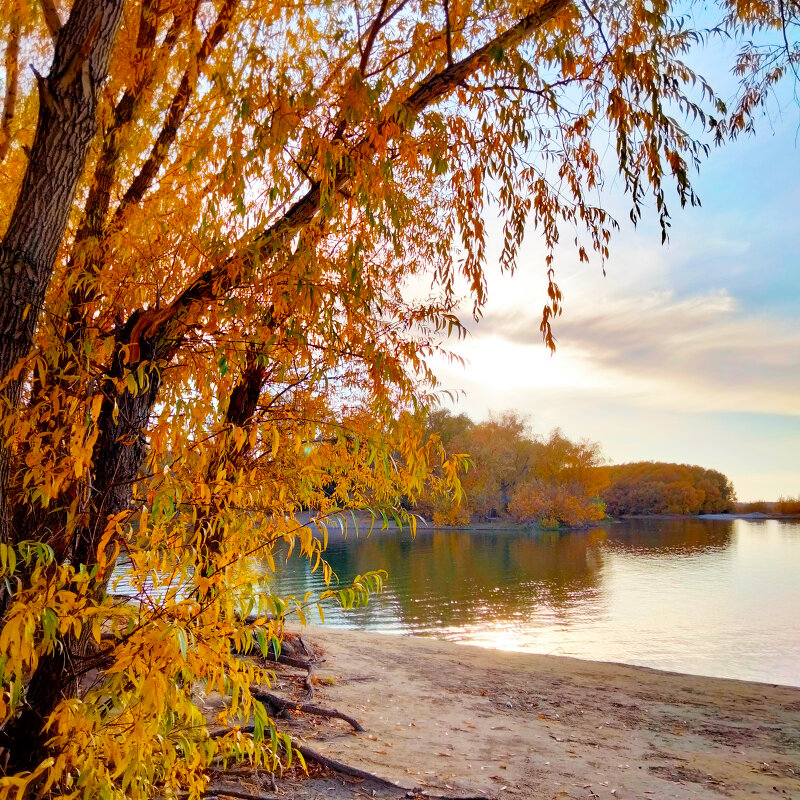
[601,518,734,555]
[271,519,800,686]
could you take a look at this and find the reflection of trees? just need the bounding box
[282,529,611,630]
[268,520,738,632]
[604,519,735,555]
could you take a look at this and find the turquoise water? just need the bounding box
[270,518,800,687]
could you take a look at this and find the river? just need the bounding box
[270,518,800,687]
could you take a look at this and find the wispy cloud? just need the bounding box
[452,287,800,417]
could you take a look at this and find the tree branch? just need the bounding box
[131,0,572,360]
[64,0,186,331]
[0,10,20,164]
[112,0,239,223]
[40,0,62,38]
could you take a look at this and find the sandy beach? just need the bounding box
[216,626,800,800]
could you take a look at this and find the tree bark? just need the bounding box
[0,0,126,540]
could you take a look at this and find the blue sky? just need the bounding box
[432,41,800,502]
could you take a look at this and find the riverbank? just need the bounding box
[301,511,800,539]
[246,627,800,800]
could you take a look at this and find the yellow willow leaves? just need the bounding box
[0,0,793,796]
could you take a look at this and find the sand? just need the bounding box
[213,627,800,800]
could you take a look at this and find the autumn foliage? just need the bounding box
[0,0,794,797]
[420,411,607,528]
[598,462,736,516]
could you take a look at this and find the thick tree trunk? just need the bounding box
[0,630,97,771]
[0,0,128,769]
[0,318,161,770]
[0,0,126,539]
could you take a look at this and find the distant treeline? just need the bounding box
[419,410,737,527]
[597,462,735,515]
[735,497,800,515]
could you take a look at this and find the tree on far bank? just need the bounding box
[422,412,607,527]
[0,0,793,795]
[599,463,736,515]
[508,430,608,527]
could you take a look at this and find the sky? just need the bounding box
[430,37,800,502]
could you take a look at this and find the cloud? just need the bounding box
[440,286,800,418]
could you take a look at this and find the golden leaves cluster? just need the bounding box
[0,0,793,795]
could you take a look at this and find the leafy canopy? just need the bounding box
[0,0,795,797]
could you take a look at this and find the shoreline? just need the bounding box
[270,626,800,800]
[307,511,799,539]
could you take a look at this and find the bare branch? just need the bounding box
[40,0,62,38]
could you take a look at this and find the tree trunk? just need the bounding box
[0,323,161,770]
[0,0,126,539]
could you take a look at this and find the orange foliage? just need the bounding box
[776,496,800,515]
[599,463,736,515]
[421,412,607,528]
[508,481,606,528]
[0,0,791,795]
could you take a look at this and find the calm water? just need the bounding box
[270,518,800,687]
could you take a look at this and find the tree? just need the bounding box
[454,411,535,519]
[599,462,736,515]
[0,0,793,795]
[421,412,607,526]
[508,430,608,527]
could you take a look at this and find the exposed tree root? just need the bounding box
[292,741,403,789]
[272,652,321,670]
[204,790,282,800]
[292,742,492,800]
[252,689,365,732]
[211,635,490,800]
[209,727,489,800]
